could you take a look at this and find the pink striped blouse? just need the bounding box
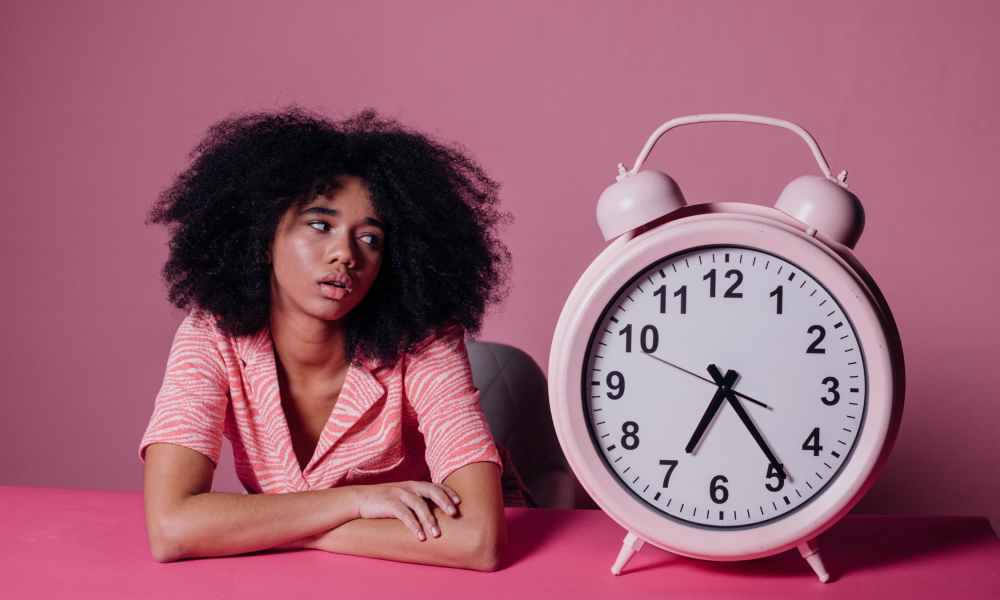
[138,311,504,494]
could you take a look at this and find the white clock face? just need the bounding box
[584,245,868,529]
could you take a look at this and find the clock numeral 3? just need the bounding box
[821,376,840,406]
[710,475,730,504]
[659,459,678,488]
[802,427,823,456]
[621,421,640,450]
[806,325,827,354]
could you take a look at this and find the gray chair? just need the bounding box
[466,338,588,509]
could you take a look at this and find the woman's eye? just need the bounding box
[308,221,330,232]
[360,233,382,248]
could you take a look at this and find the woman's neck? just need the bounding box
[268,308,350,389]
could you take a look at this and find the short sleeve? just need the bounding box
[138,311,229,467]
[405,324,503,484]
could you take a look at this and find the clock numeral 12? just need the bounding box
[704,269,743,298]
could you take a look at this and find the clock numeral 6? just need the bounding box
[659,459,678,488]
[618,324,659,353]
[765,463,786,492]
[710,475,729,504]
[821,376,840,406]
[621,421,640,450]
[806,325,826,354]
[802,427,823,456]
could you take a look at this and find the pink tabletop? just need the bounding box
[2,485,998,599]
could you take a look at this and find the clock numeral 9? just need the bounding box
[765,463,786,492]
[821,376,840,405]
[704,269,743,298]
[659,459,678,488]
[806,325,826,354]
[618,324,659,353]
[606,371,625,399]
[710,475,729,504]
[653,285,687,315]
[802,427,823,456]
[621,421,640,450]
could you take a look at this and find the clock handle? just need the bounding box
[619,113,846,186]
[610,530,645,575]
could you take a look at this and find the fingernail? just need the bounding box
[419,532,426,541]
[447,506,456,514]
[432,526,440,536]
[452,496,461,503]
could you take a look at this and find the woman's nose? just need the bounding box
[329,232,357,268]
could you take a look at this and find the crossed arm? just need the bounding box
[286,461,506,570]
[145,441,506,572]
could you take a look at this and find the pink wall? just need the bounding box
[3,1,998,528]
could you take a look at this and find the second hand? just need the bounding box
[643,353,772,410]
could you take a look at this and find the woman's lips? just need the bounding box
[319,282,350,300]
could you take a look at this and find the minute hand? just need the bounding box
[724,390,785,476]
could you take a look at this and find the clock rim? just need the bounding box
[548,209,903,561]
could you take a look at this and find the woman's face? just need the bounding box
[269,176,385,323]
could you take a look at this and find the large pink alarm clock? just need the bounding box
[548,114,905,582]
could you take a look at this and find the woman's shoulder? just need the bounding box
[405,322,467,360]
[168,309,242,365]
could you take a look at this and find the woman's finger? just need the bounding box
[413,482,456,515]
[440,484,461,504]
[391,503,426,541]
[399,490,439,538]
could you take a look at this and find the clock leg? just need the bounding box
[797,539,830,583]
[611,530,645,575]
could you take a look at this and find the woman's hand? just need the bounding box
[351,481,462,541]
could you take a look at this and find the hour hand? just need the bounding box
[685,365,737,454]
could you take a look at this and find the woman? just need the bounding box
[138,107,521,569]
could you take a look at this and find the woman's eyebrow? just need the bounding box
[299,206,385,229]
